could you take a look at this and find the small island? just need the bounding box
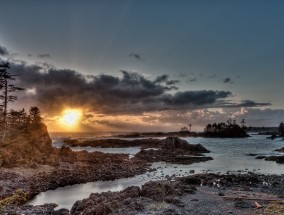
[203,119,249,138]
[115,119,249,139]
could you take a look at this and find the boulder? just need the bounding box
[162,137,210,153]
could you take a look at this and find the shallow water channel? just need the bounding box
[29,135,284,210]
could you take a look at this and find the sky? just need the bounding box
[1,0,284,132]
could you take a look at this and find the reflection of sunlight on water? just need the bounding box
[30,135,284,210]
[70,146,141,155]
[52,139,141,156]
[29,176,147,210]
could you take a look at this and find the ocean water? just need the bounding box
[29,134,284,210]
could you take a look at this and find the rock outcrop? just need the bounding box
[275,147,284,153]
[0,124,53,168]
[134,137,212,165]
[162,137,210,153]
[71,179,196,215]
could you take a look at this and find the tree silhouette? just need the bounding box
[188,123,192,132]
[29,106,42,124]
[0,62,24,124]
[241,119,246,128]
[204,119,248,137]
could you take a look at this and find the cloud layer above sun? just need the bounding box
[1,45,281,132]
[8,59,270,114]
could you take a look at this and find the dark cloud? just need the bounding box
[0,46,9,56]
[129,53,144,61]
[5,60,270,115]
[153,74,179,90]
[38,54,50,58]
[165,80,180,86]
[161,91,232,106]
[234,100,271,107]
[209,74,217,78]
[154,75,179,85]
[215,99,271,108]
[154,75,168,83]
[223,77,233,84]
[189,78,197,82]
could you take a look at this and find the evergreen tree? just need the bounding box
[204,119,248,137]
[29,106,42,124]
[0,62,24,124]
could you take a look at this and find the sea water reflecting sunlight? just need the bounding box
[29,135,284,210]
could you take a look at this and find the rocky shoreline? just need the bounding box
[134,137,212,165]
[3,172,284,214]
[70,172,284,215]
[250,146,284,164]
[2,130,281,215]
[0,136,213,214]
[0,151,149,200]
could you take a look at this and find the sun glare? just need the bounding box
[60,109,82,127]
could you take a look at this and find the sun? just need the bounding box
[59,109,82,127]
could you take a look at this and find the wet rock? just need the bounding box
[275,147,284,153]
[190,198,198,201]
[256,156,266,159]
[71,186,143,215]
[218,192,225,196]
[247,153,258,156]
[165,196,184,207]
[54,208,70,215]
[267,135,277,140]
[67,173,284,215]
[179,176,201,185]
[134,137,212,165]
[162,208,181,215]
[141,181,177,201]
[235,200,255,208]
[162,137,210,153]
[265,156,284,164]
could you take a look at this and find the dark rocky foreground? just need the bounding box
[0,134,213,214]
[3,173,284,215]
[0,137,212,199]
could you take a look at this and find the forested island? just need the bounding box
[115,119,249,138]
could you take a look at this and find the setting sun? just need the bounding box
[59,109,82,127]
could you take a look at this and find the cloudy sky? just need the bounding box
[1,0,284,132]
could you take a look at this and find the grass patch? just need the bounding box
[0,189,29,209]
[265,201,284,215]
[147,201,168,211]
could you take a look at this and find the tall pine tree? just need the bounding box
[0,62,24,124]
